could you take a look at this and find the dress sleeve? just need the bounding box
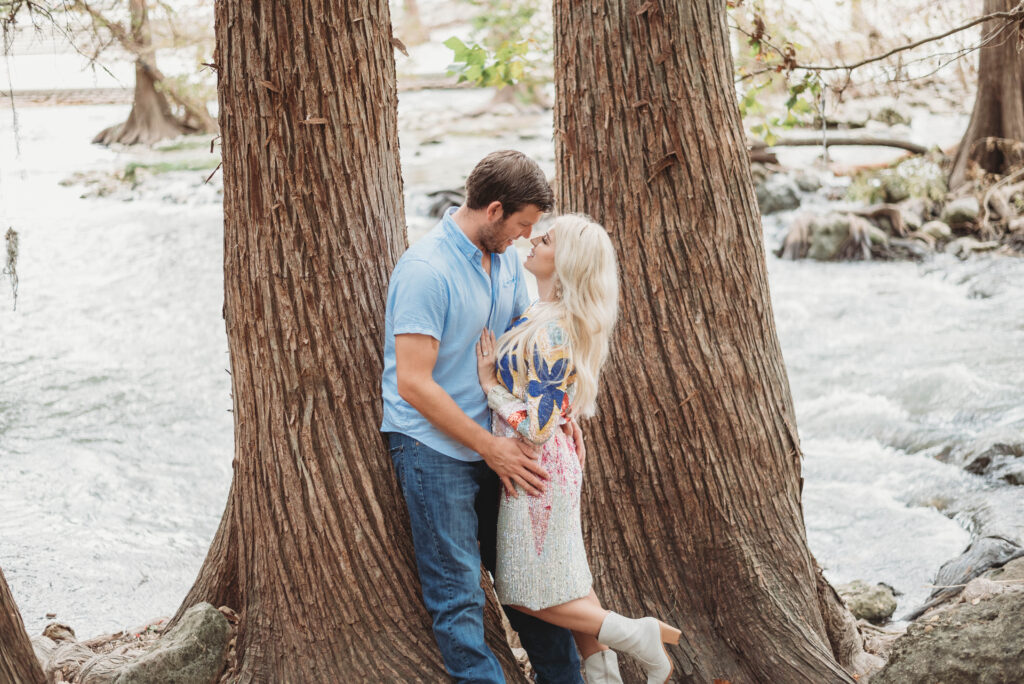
[487,322,572,445]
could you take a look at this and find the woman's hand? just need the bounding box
[475,328,499,395]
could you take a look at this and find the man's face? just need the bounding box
[479,204,545,254]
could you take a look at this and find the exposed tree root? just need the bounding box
[814,562,886,680]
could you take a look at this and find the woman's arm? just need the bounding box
[481,324,572,446]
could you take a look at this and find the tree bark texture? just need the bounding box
[1,565,45,684]
[174,1,525,680]
[553,1,854,682]
[949,0,1024,190]
[92,0,196,146]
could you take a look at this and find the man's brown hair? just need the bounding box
[465,150,554,216]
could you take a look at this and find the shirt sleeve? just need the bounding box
[389,258,449,340]
[487,322,572,445]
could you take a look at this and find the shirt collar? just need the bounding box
[442,207,487,263]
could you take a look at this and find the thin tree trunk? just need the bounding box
[173,1,525,680]
[554,1,856,681]
[850,0,870,34]
[400,0,430,46]
[92,0,196,146]
[949,0,1024,190]
[1,565,45,684]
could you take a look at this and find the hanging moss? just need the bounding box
[4,227,18,311]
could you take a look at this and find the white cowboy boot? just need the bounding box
[597,613,680,684]
[583,649,624,683]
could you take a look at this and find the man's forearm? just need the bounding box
[399,378,494,455]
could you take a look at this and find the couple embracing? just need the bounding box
[381,151,679,683]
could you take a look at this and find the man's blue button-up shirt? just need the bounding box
[380,207,530,461]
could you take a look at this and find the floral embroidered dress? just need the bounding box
[487,306,592,610]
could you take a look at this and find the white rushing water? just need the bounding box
[1,93,1022,638]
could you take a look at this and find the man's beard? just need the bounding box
[478,216,511,253]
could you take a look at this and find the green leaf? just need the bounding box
[444,36,469,61]
[792,99,813,115]
[466,46,488,67]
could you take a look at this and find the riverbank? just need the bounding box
[1,84,1022,643]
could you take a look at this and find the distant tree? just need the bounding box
[2,0,216,145]
[89,0,215,145]
[398,0,429,46]
[949,0,1024,190]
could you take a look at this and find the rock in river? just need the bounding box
[946,236,1001,259]
[756,174,801,214]
[778,212,882,261]
[837,580,897,623]
[79,603,230,684]
[872,589,1024,684]
[907,536,1024,619]
[919,220,952,241]
[940,196,981,227]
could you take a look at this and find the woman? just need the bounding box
[475,214,680,684]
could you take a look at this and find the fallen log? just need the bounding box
[751,136,930,155]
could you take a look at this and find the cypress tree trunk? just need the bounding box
[949,0,1024,190]
[553,1,855,681]
[1,565,44,684]
[92,0,196,146]
[171,1,525,680]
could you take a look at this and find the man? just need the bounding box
[381,150,584,683]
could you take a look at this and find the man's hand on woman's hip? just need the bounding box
[482,436,548,498]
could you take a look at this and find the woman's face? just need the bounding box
[525,226,557,279]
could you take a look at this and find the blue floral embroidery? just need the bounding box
[527,345,567,430]
[507,315,528,332]
[497,315,528,391]
[497,352,517,392]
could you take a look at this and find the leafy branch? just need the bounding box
[444,35,530,89]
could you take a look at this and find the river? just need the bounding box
[1,92,1021,637]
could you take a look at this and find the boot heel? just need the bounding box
[658,620,681,644]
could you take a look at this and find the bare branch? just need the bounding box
[733,1,1024,83]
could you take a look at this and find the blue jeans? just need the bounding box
[387,432,583,684]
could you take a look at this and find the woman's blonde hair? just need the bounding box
[495,214,619,417]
